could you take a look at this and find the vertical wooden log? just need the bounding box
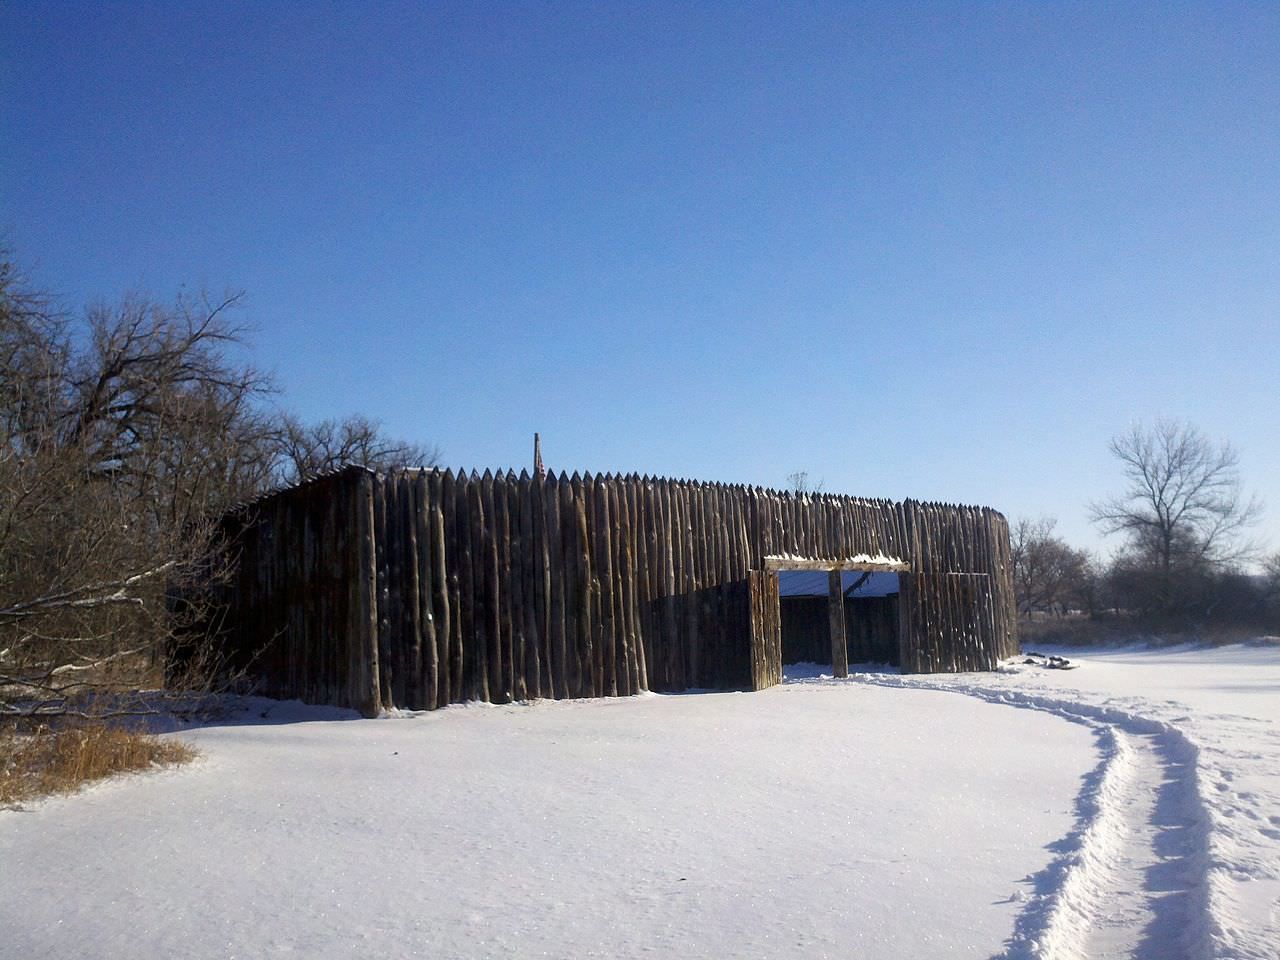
[502,470,524,701]
[692,486,711,687]
[489,470,513,702]
[423,470,444,709]
[607,480,627,695]
[613,479,630,696]
[703,486,721,689]
[681,484,699,688]
[659,480,679,689]
[527,473,548,699]
[352,471,382,716]
[400,472,423,708]
[555,475,575,698]
[288,493,301,700]
[593,476,617,697]
[715,486,730,688]
[513,471,536,701]
[389,472,406,707]
[548,474,568,697]
[897,571,914,673]
[744,485,758,566]
[669,481,684,689]
[541,474,562,699]
[636,478,653,687]
[461,472,485,701]
[401,472,418,703]
[391,472,407,706]
[927,509,942,670]
[829,568,848,678]
[482,470,505,703]
[636,478,656,688]
[728,487,747,685]
[632,478,652,691]
[440,469,462,702]
[571,474,593,697]
[790,491,803,557]
[373,475,394,709]
[622,477,646,692]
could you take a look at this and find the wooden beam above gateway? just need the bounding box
[763,555,911,573]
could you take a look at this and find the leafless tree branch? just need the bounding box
[1089,418,1264,617]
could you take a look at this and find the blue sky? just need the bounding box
[3,1,1278,558]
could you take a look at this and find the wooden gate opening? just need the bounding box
[765,557,910,680]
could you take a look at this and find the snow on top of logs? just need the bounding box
[763,553,910,572]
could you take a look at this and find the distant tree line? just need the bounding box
[1014,419,1279,633]
[0,250,439,716]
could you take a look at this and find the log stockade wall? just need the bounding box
[199,466,1018,716]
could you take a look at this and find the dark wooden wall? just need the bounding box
[199,466,1018,715]
[781,598,831,665]
[782,596,900,666]
[199,469,380,715]
[849,596,899,665]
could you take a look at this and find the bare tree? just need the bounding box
[0,248,449,716]
[1010,516,1094,618]
[787,470,824,494]
[1089,419,1262,615]
[0,259,278,716]
[274,412,440,483]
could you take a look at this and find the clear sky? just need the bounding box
[3,1,1278,559]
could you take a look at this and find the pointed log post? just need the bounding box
[828,568,848,678]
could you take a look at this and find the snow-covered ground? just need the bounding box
[1,643,1275,959]
[810,641,1280,960]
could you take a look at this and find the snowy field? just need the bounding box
[1,643,1276,960]
[829,642,1280,959]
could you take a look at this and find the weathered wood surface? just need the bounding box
[828,569,849,679]
[197,467,1018,713]
[188,468,381,715]
[747,569,782,690]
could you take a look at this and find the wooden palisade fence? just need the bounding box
[193,466,1018,716]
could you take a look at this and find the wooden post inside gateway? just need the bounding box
[828,569,848,678]
[765,555,910,679]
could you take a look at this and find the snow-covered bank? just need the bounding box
[4,644,1272,959]
[812,642,1280,959]
[0,685,1094,960]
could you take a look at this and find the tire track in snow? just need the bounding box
[810,673,1215,960]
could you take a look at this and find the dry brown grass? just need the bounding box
[0,722,196,806]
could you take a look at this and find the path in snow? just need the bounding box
[805,642,1280,960]
[1078,730,1200,960]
